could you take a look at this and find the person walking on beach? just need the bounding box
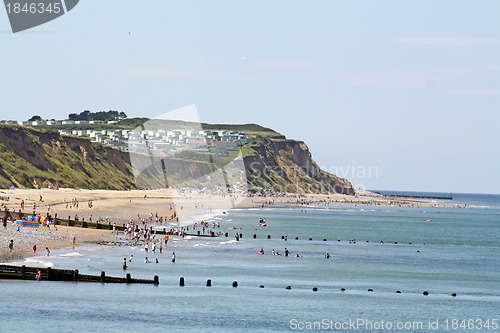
[8,239,13,253]
[33,244,37,255]
[46,247,50,256]
[2,216,7,229]
[171,252,176,263]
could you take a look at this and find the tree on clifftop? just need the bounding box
[67,110,127,121]
[28,115,42,121]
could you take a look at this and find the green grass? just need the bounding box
[32,118,284,137]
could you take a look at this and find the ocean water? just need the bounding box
[1,193,499,332]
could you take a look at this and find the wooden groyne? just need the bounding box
[373,192,453,200]
[2,208,155,233]
[0,264,158,284]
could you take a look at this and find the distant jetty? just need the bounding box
[373,192,453,200]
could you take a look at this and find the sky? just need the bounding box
[1,1,499,194]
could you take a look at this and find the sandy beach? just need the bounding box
[0,187,447,261]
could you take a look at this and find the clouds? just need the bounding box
[110,65,252,80]
[390,37,500,46]
[443,89,500,96]
[253,61,315,71]
[318,71,448,87]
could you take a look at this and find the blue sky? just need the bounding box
[1,1,499,194]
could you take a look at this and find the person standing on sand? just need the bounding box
[46,247,50,256]
[33,244,37,255]
[2,216,7,229]
[8,239,13,253]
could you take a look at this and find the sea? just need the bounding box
[1,191,499,332]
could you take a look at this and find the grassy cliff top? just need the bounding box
[35,118,284,138]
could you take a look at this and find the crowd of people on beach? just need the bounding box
[0,188,451,276]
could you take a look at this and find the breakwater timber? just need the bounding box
[0,264,158,284]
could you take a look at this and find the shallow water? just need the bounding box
[1,194,499,332]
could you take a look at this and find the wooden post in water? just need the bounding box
[154,275,159,285]
[100,271,106,283]
[21,265,26,279]
[206,279,211,287]
[73,269,79,281]
[47,267,54,281]
[179,277,185,287]
[126,273,131,284]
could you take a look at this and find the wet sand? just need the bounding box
[0,187,444,260]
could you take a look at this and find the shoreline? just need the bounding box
[0,187,457,263]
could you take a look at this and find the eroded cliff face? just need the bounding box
[0,125,355,194]
[243,138,355,195]
[0,125,136,189]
